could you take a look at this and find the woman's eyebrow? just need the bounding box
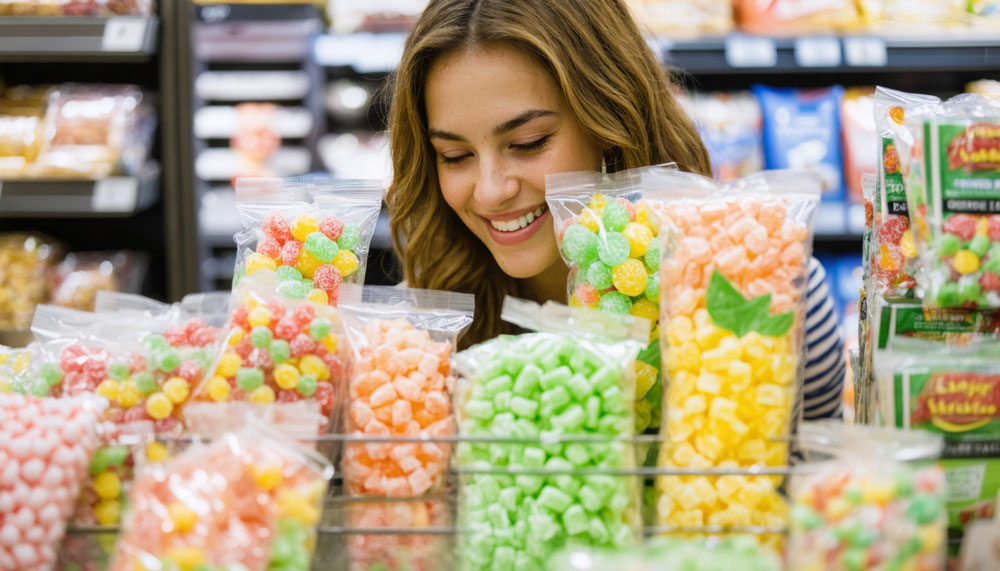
[427,109,557,142]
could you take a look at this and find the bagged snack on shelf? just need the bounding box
[0,85,47,178]
[0,343,33,391]
[30,84,154,179]
[754,85,844,233]
[873,296,1000,351]
[735,0,859,34]
[902,93,1000,309]
[337,285,472,570]
[967,80,1000,98]
[623,0,733,36]
[26,298,225,434]
[0,392,105,571]
[679,91,764,182]
[329,0,428,33]
[452,298,646,570]
[650,169,820,550]
[876,338,1000,458]
[192,270,346,432]
[788,422,946,571]
[550,535,782,571]
[234,177,382,305]
[547,167,667,434]
[858,0,966,30]
[941,458,1000,535]
[872,87,941,299]
[0,233,59,331]
[110,419,333,571]
[842,87,878,206]
[230,103,281,179]
[47,251,148,312]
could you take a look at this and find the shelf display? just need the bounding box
[0,0,155,17]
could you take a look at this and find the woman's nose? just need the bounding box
[474,157,519,209]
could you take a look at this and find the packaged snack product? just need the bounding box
[110,419,333,571]
[0,392,105,571]
[0,343,33,392]
[942,458,1000,532]
[453,298,647,571]
[959,517,1000,571]
[0,233,59,331]
[735,0,859,34]
[547,167,667,434]
[47,251,148,312]
[193,270,346,432]
[650,169,820,549]
[843,88,878,206]
[328,0,428,33]
[338,285,473,570]
[0,85,47,178]
[788,422,946,571]
[623,0,734,36]
[234,177,382,305]
[549,535,781,571]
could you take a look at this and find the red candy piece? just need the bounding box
[878,215,908,246]
[320,216,344,241]
[123,406,151,423]
[231,306,250,330]
[943,214,977,241]
[184,319,208,339]
[988,215,1000,241]
[322,353,345,380]
[313,264,343,292]
[574,283,600,307]
[267,299,287,320]
[314,382,336,412]
[281,240,302,267]
[262,212,292,245]
[189,327,217,348]
[981,272,1000,293]
[290,334,316,358]
[274,317,300,341]
[177,361,203,384]
[292,304,316,327]
[234,338,255,360]
[277,389,298,403]
[257,237,282,260]
[163,327,187,347]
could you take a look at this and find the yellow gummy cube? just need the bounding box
[277,490,320,526]
[772,355,797,386]
[146,442,170,463]
[307,288,329,305]
[861,480,896,505]
[656,494,675,519]
[690,476,717,507]
[671,509,704,527]
[717,336,742,360]
[671,371,697,399]
[666,409,693,443]
[728,360,753,392]
[634,361,657,399]
[162,377,190,404]
[274,364,300,390]
[694,434,724,462]
[169,501,198,532]
[227,328,245,347]
[765,443,788,466]
[252,464,283,491]
[738,439,767,463]
[708,397,737,422]
[716,475,740,502]
[291,214,319,242]
[94,471,121,500]
[246,252,277,275]
[736,481,767,508]
[693,308,710,329]
[165,547,206,571]
[675,484,701,511]
[96,379,119,402]
[117,381,140,409]
[682,394,707,416]
[695,323,726,350]
[689,453,712,469]
[205,376,231,402]
[248,307,272,328]
[695,371,722,395]
[298,354,330,381]
[249,385,276,404]
[95,499,120,525]
[216,352,242,378]
[756,384,786,409]
[672,442,697,466]
[668,316,695,345]
[145,393,173,420]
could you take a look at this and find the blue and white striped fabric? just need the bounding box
[800,257,845,421]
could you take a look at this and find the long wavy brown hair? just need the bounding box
[385,0,712,348]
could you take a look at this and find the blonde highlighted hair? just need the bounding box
[385,0,712,348]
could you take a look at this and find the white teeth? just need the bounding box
[490,205,548,232]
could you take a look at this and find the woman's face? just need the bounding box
[425,43,604,279]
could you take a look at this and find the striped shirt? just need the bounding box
[799,257,846,421]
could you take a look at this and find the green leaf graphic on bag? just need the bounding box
[706,270,794,338]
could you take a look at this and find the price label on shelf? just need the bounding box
[844,37,888,67]
[794,37,841,67]
[101,17,146,52]
[92,178,138,213]
[725,35,777,68]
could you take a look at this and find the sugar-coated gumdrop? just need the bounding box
[291,215,320,243]
[338,225,362,251]
[599,291,632,314]
[574,284,600,308]
[281,240,302,267]
[278,280,311,300]
[305,232,339,263]
[598,232,631,267]
[953,250,981,275]
[262,213,292,244]
[309,318,332,341]
[562,225,599,265]
[611,259,647,297]
[601,201,630,232]
[943,214,977,241]
[296,249,324,279]
[878,216,908,245]
[276,265,304,282]
[320,216,345,241]
[981,272,1000,292]
[332,250,360,279]
[622,222,654,258]
[936,233,962,257]
[313,264,342,293]
[257,237,282,260]
[646,273,660,302]
[988,215,1000,241]
[586,261,613,290]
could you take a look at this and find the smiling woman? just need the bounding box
[385,0,711,348]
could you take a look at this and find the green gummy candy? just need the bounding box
[564,443,590,465]
[584,396,601,429]
[906,495,942,524]
[984,257,1000,275]
[466,400,495,420]
[158,350,181,373]
[599,414,628,435]
[337,225,361,251]
[601,385,626,413]
[528,511,560,541]
[601,201,629,232]
[522,447,546,468]
[598,291,632,314]
[503,353,528,376]
[960,279,982,302]
[275,265,303,282]
[494,546,516,569]
[309,317,331,341]
[134,371,157,395]
[562,504,589,535]
[586,261,613,290]
[278,280,309,299]
[792,505,824,530]
[590,365,619,391]
[28,379,49,397]
[936,282,962,307]
[108,361,130,381]
[516,475,544,495]
[566,374,592,401]
[40,363,62,386]
[540,386,571,414]
[494,391,512,413]
[89,444,129,475]
[144,334,169,351]
[305,232,339,262]
[270,340,291,364]
[969,234,991,257]
[644,242,661,272]
[511,396,539,419]
[236,367,264,391]
[588,517,610,543]
[937,233,962,256]
[646,273,660,302]
[562,225,599,265]
[537,485,572,512]
[597,232,630,267]
[540,366,571,391]
[554,404,586,431]
[296,375,317,397]
[579,484,604,512]
[484,375,514,397]
[498,488,521,512]
[487,504,510,528]
[250,326,273,348]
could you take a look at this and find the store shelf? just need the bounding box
[0,16,158,62]
[195,148,311,181]
[659,33,1000,74]
[194,105,315,139]
[193,3,321,63]
[195,70,312,102]
[313,33,406,74]
[0,163,160,218]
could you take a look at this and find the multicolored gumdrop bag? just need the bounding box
[336,285,472,571]
[647,169,820,550]
[788,421,946,571]
[876,337,1000,459]
[873,87,941,298]
[903,93,1000,309]
[0,343,33,393]
[546,164,675,434]
[192,269,347,432]
[234,177,382,306]
[110,419,334,571]
[452,297,646,571]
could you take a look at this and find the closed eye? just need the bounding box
[511,135,550,153]
[439,153,471,165]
